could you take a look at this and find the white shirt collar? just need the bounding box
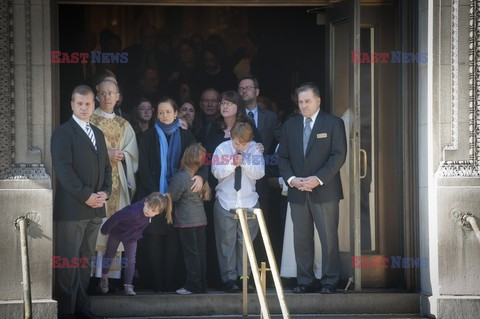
[304,108,320,126]
[97,108,116,119]
[72,114,89,130]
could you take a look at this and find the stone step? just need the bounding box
[90,291,420,317]
[109,316,423,319]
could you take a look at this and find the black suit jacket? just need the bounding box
[257,108,282,155]
[278,110,347,204]
[255,108,282,200]
[51,117,112,220]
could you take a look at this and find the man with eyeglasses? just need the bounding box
[90,79,139,287]
[238,76,282,273]
[238,76,281,155]
[93,70,125,117]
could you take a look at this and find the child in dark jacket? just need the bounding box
[98,192,172,296]
[167,143,211,294]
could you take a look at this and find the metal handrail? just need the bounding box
[235,208,291,319]
[14,216,33,319]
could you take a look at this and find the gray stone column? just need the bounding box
[0,0,56,317]
[423,0,480,317]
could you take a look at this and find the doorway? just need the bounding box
[56,0,415,290]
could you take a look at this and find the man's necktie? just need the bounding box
[85,123,97,150]
[248,111,255,126]
[234,152,242,191]
[303,117,312,154]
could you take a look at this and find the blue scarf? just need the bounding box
[155,119,181,193]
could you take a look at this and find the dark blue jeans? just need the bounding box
[178,226,207,293]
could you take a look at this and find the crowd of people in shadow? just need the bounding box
[53,25,347,319]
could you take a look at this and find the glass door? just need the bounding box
[326,0,361,291]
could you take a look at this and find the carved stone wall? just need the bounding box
[0,0,14,174]
[437,0,480,177]
[0,0,52,180]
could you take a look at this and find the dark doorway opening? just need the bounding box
[58,5,325,123]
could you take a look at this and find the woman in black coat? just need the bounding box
[136,97,207,292]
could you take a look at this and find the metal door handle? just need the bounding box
[360,149,367,179]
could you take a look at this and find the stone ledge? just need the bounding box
[437,296,480,319]
[0,299,57,319]
[0,178,51,189]
[91,292,420,317]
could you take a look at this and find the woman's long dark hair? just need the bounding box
[216,90,249,130]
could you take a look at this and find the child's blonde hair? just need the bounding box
[145,192,173,224]
[181,143,211,201]
[230,122,253,143]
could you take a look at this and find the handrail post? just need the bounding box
[253,208,291,319]
[260,262,269,319]
[242,232,248,317]
[236,208,270,319]
[15,216,33,319]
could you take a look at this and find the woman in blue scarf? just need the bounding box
[136,97,207,292]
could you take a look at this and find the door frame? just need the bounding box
[52,0,419,291]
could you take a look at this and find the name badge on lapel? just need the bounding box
[317,133,328,139]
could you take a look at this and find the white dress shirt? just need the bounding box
[212,140,265,210]
[72,114,90,135]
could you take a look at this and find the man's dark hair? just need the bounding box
[297,82,321,99]
[238,75,259,89]
[71,85,94,101]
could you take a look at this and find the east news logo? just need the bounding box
[51,51,128,63]
[351,51,428,63]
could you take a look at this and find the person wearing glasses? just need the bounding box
[238,76,283,267]
[90,79,139,283]
[129,98,155,141]
[199,90,264,290]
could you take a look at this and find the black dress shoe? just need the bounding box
[238,277,255,293]
[224,280,240,293]
[292,284,315,293]
[320,287,336,294]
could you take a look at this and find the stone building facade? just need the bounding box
[0,0,479,318]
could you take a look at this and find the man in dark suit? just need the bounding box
[278,82,346,294]
[52,85,112,319]
[238,76,281,154]
[238,76,282,279]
